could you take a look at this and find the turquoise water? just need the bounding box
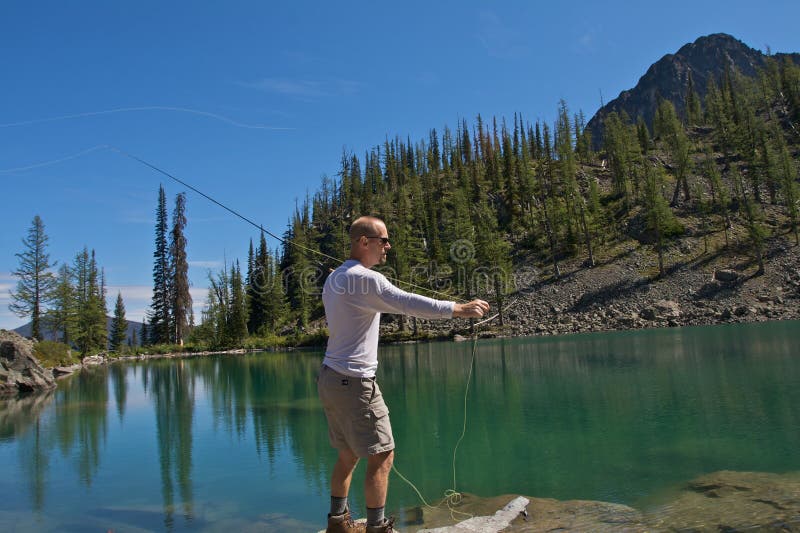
[1,321,798,531]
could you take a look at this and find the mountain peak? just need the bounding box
[586,33,798,147]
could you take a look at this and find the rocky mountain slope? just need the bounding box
[586,33,800,147]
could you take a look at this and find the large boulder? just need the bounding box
[0,330,56,396]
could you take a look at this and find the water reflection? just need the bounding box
[0,321,797,531]
[148,361,195,530]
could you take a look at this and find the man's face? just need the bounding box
[365,222,391,266]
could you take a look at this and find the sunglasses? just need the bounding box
[364,235,390,245]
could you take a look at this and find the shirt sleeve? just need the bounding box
[361,273,455,319]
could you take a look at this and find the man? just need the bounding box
[319,216,490,533]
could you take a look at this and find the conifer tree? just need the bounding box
[603,112,638,209]
[731,166,767,274]
[701,149,732,248]
[149,185,171,344]
[685,70,703,126]
[654,100,692,205]
[643,165,679,277]
[140,318,149,348]
[776,139,800,244]
[72,248,107,354]
[246,238,261,334]
[228,261,248,344]
[109,292,128,352]
[636,118,651,155]
[169,192,191,345]
[47,263,77,344]
[9,215,57,340]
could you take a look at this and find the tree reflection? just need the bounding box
[2,392,55,510]
[147,360,195,531]
[109,363,128,421]
[54,368,109,487]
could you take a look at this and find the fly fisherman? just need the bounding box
[319,216,490,532]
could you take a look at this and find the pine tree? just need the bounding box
[228,261,248,344]
[643,165,680,277]
[246,238,261,334]
[654,100,692,206]
[701,149,732,248]
[731,166,767,274]
[46,263,77,344]
[169,192,191,345]
[776,139,800,244]
[109,292,128,352]
[9,215,57,340]
[685,70,703,126]
[140,318,149,347]
[603,112,639,209]
[72,248,107,355]
[149,185,171,345]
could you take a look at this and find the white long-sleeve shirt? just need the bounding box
[322,259,455,377]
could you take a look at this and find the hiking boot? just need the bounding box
[365,517,396,533]
[326,509,366,533]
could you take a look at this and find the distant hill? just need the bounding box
[13,317,143,347]
[586,33,800,147]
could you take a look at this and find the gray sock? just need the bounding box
[330,496,348,516]
[367,506,385,526]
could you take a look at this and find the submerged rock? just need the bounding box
[0,330,56,396]
[644,470,800,531]
[399,471,800,532]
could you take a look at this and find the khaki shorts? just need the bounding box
[317,365,395,458]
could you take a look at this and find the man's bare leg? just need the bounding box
[365,450,394,526]
[332,447,359,499]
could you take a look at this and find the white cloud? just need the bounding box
[477,10,529,59]
[239,77,361,100]
[188,260,223,269]
[106,285,209,325]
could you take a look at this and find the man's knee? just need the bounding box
[367,450,394,475]
[337,448,359,469]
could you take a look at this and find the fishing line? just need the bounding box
[4,141,518,523]
[0,106,291,130]
[0,145,109,174]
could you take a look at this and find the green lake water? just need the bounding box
[1,320,799,531]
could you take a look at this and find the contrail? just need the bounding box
[0,145,109,174]
[0,106,293,130]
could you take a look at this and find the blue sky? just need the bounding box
[2,0,799,329]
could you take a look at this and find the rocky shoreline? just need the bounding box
[3,233,798,395]
[401,236,800,339]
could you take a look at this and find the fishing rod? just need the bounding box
[108,145,472,303]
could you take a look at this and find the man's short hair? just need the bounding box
[349,216,384,242]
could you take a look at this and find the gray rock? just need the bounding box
[653,299,681,317]
[714,269,739,282]
[82,354,106,366]
[0,330,56,396]
[53,363,82,377]
[641,308,658,321]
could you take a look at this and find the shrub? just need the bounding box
[34,340,77,367]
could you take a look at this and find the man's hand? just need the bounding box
[453,299,490,318]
